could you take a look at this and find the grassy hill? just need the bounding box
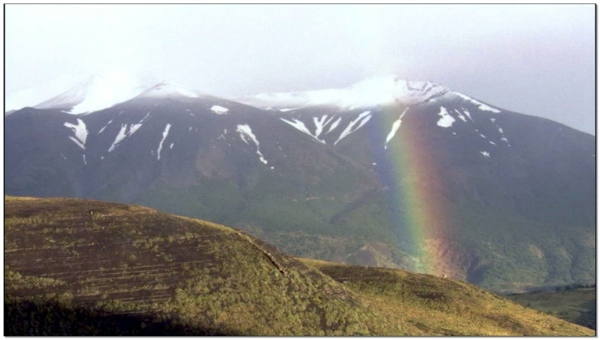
[4,196,594,336]
[300,258,596,336]
[506,286,596,330]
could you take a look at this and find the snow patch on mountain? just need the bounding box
[385,107,409,149]
[98,119,114,134]
[334,111,372,145]
[210,105,229,114]
[437,107,455,128]
[107,114,150,153]
[454,109,467,122]
[157,124,171,160]
[279,113,374,146]
[64,119,88,149]
[109,125,128,152]
[280,118,326,144]
[462,108,474,122]
[327,117,342,134]
[455,92,501,113]
[314,115,334,137]
[129,113,151,136]
[129,123,143,136]
[494,124,510,146]
[237,124,268,165]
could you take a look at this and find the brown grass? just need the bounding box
[4,195,594,336]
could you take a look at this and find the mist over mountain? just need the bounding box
[5,74,595,293]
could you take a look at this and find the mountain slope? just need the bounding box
[6,71,157,114]
[506,286,596,330]
[4,196,376,335]
[4,196,594,336]
[4,76,595,292]
[301,258,595,336]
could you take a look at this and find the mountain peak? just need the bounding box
[345,75,450,106]
[135,81,201,99]
[7,73,205,114]
[10,71,156,114]
[237,75,450,110]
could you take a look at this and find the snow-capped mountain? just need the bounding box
[6,71,158,114]
[237,75,499,112]
[134,81,204,99]
[5,75,595,292]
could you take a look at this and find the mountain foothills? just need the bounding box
[5,75,595,293]
[4,196,594,336]
[507,285,596,330]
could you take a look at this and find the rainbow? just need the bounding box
[375,105,454,277]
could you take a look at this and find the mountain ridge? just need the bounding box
[7,73,503,115]
[5,75,595,292]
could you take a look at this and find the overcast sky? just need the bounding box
[5,4,596,134]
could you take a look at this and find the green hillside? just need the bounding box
[506,286,596,330]
[301,258,596,336]
[4,196,594,336]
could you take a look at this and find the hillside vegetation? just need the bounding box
[4,196,594,336]
[506,286,596,330]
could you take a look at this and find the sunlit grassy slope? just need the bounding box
[300,258,596,336]
[4,196,594,336]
